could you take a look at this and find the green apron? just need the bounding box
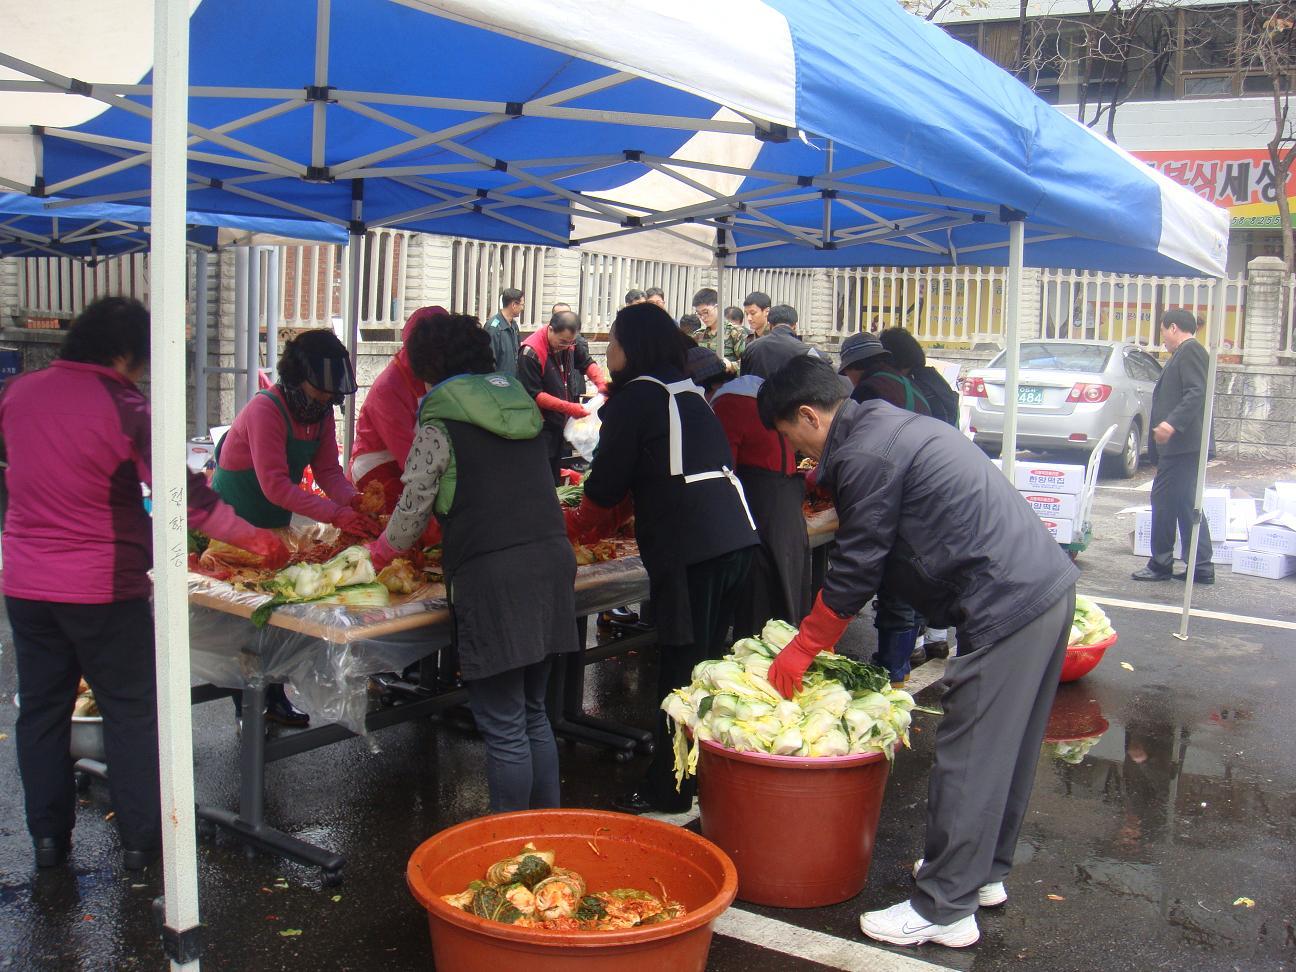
[211,389,321,528]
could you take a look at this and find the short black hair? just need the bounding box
[645,286,665,300]
[878,327,926,370]
[59,296,150,369]
[550,310,581,333]
[769,304,798,327]
[691,287,718,308]
[500,287,524,308]
[1160,308,1199,334]
[756,354,846,429]
[678,313,701,335]
[551,302,572,315]
[407,312,496,384]
[724,305,744,325]
[624,289,645,305]
[277,328,353,389]
[743,291,771,310]
[609,303,686,391]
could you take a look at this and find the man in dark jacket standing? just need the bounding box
[757,356,1078,949]
[486,287,524,376]
[740,304,819,378]
[517,310,606,483]
[1133,309,1213,584]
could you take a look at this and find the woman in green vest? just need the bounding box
[367,312,578,813]
[213,329,382,725]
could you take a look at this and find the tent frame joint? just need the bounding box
[623,149,643,162]
[999,205,1027,223]
[756,123,791,143]
[154,901,205,963]
[304,84,335,103]
[305,165,334,183]
[348,218,366,234]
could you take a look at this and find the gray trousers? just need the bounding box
[912,586,1075,924]
[466,658,560,814]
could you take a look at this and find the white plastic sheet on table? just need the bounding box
[187,555,649,735]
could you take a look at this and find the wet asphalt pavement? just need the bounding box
[0,457,1293,971]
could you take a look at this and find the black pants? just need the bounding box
[465,658,560,814]
[9,597,161,850]
[643,547,753,812]
[1148,451,1212,574]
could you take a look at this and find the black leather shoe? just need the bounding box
[1131,567,1172,581]
[122,846,160,872]
[265,689,310,727]
[1173,569,1215,584]
[611,791,655,815]
[34,836,71,868]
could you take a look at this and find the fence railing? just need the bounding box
[279,230,408,333]
[450,238,548,326]
[14,252,151,318]
[831,266,1006,345]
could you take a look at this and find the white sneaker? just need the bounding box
[859,899,980,948]
[912,858,1008,908]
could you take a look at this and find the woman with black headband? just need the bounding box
[212,328,382,725]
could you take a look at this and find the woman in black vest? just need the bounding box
[368,313,578,814]
[567,304,759,814]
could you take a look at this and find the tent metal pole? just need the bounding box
[246,246,262,404]
[1001,218,1025,482]
[1174,276,1225,641]
[232,246,249,413]
[149,0,204,966]
[193,248,208,435]
[714,221,727,361]
[342,180,364,471]
[266,247,280,383]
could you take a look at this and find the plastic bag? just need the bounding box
[564,393,605,461]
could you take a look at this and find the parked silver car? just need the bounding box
[964,340,1161,478]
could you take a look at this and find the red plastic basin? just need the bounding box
[1045,684,1109,741]
[1060,632,1118,682]
[407,808,737,972]
[697,739,889,908]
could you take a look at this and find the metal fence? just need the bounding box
[279,230,409,333]
[831,266,1006,345]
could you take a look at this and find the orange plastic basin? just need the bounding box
[407,808,737,972]
[1060,632,1117,682]
[697,740,890,908]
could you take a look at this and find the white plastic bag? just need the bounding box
[564,393,605,461]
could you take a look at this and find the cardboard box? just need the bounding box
[1020,491,1079,519]
[1232,548,1296,579]
[1247,520,1296,557]
[1013,462,1086,495]
[1039,516,1076,544]
[1263,483,1296,517]
[1227,498,1259,541]
[1131,509,1238,562]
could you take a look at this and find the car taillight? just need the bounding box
[1066,383,1111,403]
[964,377,988,398]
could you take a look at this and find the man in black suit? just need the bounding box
[1133,309,1213,584]
[740,304,820,379]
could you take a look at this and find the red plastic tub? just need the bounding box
[1060,632,1118,682]
[407,809,737,972]
[697,739,889,907]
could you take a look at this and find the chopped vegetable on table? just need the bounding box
[250,546,388,626]
[662,619,916,790]
[441,843,685,931]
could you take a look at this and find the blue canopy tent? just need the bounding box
[0,2,1230,965]
[0,191,347,428]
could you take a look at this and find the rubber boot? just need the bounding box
[872,628,919,687]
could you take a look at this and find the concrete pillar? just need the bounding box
[1243,256,1285,367]
[806,267,835,347]
[401,233,455,316]
[546,248,583,311]
[1019,267,1045,340]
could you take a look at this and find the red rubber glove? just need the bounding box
[768,593,853,698]
[559,468,584,487]
[330,507,383,539]
[536,392,588,419]
[419,516,443,549]
[241,529,292,570]
[565,495,623,544]
[585,363,608,396]
[366,533,406,572]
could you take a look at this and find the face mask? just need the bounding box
[281,382,331,424]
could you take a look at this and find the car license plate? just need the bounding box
[1017,386,1045,406]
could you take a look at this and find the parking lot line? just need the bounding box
[715,907,952,972]
[1085,594,1296,631]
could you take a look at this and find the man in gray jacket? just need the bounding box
[1132,308,1213,584]
[756,356,1078,949]
[485,287,524,376]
